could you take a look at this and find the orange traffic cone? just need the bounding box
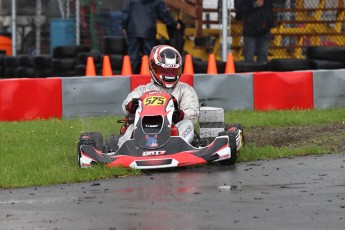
[183,54,194,75]
[140,55,150,75]
[207,54,218,74]
[225,53,235,74]
[121,55,132,75]
[85,56,96,76]
[102,55,113,77]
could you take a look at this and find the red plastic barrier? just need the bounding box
[253,72,313,110]
[0,78,62,121]
[180,74,194,87]
[130,74,194,91]
[130,74,151,91]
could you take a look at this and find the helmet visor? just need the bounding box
[152,64,182,77]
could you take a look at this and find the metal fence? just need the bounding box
[195,0,345,61]
[0,0,344,61]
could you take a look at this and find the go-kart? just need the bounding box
[77,90,244,169]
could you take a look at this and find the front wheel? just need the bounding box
[217,130,240,165]
[104,134,122,153]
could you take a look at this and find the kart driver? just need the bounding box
[118,45,199,147]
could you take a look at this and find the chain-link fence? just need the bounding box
[0,0,127,55]
[196,0,345,61]
[0,0,344,61]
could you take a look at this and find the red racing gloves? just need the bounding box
[171,95,185,124]
[172,109,185,124]
[125,98,139,114]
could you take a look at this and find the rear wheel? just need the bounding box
[104,134,122,153]
[218,130,238,165]
[224,123,245,147]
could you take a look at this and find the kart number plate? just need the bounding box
[144,96,166,106]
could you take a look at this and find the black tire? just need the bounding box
[35,69,53,78]
[54,70,76,77]
[309,59,345,70]
[74,64,86,76]
[193,60,208,73]
[224,123,243,131]
[4,68,16,78]
[112,69,122,75]
[17,55,35,68]
[76,52,102,65]
[34,55,52,69]
[269,58,311,72]
[15,67,36,78]
[224,123,245,146]
[78,132,103,151]
[108,54,124,71]
[0,66,4,78]
[52,45,90,59]
[217,130,238,165]
[77,132,103,167]
[306,46,345,62]
[77,132,103,166]
[104,134,122,153]
[234,61,269,73]
[51,58,76,71]
[4,56,17,68]
[95,63,102,75]
[216,61,226,74]
[75,63,102,76]
[0,55,5,66]
[103,36,127,55]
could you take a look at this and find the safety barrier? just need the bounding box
[0,78,62,121]
[0,69,345,122]
[253,71,314,111]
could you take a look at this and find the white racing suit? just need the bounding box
[118,81,200,147]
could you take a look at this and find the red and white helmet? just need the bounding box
[149,45,182,88]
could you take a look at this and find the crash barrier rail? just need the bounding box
[1,69,345,122]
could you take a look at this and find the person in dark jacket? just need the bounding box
[235,0,274,63]
[122,0,179,73]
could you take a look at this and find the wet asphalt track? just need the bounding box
[1,153,345,230]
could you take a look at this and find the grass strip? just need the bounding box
[1,108,344,188]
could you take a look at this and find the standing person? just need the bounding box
[121,0,180,73]
[118,45,199,147]
[235,0,274,63]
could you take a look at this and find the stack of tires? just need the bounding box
[108,54,124,75]
[192,58,208,74]
[15,55,36,78]
[234,61,269,73]
[306,46,345,70]
[103,36,127,74]
[0,53,5,78]
[3,56,17,78]
[190,58,270,74]
[52,45,90,77]
[191,59,228,74]
[269,58,311,72]
[75,51,102,76]
[34,55,53,78]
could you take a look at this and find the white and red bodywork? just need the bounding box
[78,91,231,169]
